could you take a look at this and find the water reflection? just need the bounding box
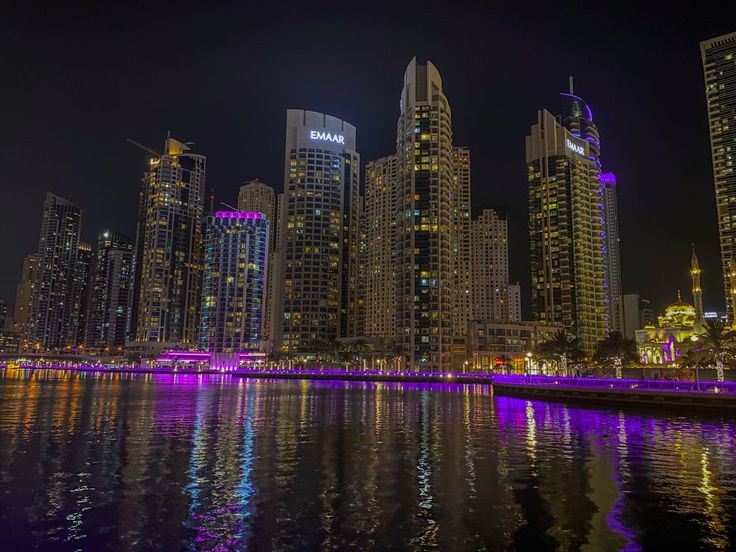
[0,368,735,551]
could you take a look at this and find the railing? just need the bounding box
[491,374,736,395]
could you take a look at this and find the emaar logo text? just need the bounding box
[310,130,345,144]
[566,138,584,155]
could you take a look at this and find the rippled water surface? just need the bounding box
[1,369,736,551]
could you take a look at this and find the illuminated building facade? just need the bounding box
[526,109,607,354]
[85,231,135,353]
[453,146,472,337]
[13,253,39,346]
[508,284,521,322]
[74,242,92,346]
[199,211,269,353]
[636,291,700,365]
[30,192,84,350]
[364,154,398,338]
[132,136,206,346]
[600,172,622,331]
[238,179,276,340]
[277,110,360,352]
[701,31,736,319]
[467,320,554,372]
[470,208,509,322]
[395,58,456,371]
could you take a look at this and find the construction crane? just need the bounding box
[126,138,160,157]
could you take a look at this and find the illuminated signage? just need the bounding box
[704,311,719,319]
[566,138,585,155]
[310,130,345,144]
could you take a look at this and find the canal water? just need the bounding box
[1,369,735,551]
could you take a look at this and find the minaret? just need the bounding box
[690,245,705,324]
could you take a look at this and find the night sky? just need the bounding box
[2,2,734,318]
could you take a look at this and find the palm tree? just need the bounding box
[593,331,637,378]
[690,320,735,382]
[536,329,584,377]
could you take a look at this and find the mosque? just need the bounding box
[635,248,707,365]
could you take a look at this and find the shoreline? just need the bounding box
[4,365,736,410]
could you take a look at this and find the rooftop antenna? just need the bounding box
[569,75,574,95]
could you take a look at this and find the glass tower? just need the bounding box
[277,110,360,353]
[30,192,83,350]
[132,136,206,346]
[395,58,456,371]
[199,211,269,353]
[85,231,135,353]
[526,110,608,353]
[701,31,736,318]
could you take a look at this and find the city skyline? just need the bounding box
[1,4,734,319]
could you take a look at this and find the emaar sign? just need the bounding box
[310,130,345,144]
[566,138,585,155]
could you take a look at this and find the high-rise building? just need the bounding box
[453,146,472,337]
[700,31,736,318]
[470,208,509,322]
[526,109,607,353]
[600,172,622,331]
[30,192,83,350]
[618,293,649,340]
[277,110,360,353]
[85,231,135,353]
[238,179,275,225]
[74,242,92,346]
[14,253,39,345]
[132,135,206,346]
[395,58,456,371]
[199,211,269,353]
[238,179,276,341]
[364,154,398,338]
[508,284,522,322]
[0,298,7,329]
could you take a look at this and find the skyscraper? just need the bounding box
[74,242,92,346]
[470,208,509,322]
[132,135,206,346]
[395,58,456,371]
[199,211,269,353]
[600,172,622,331]
[453,146,472,337]
[0,298,7,329]
[364,154,398,338]
[14,253,39,346]
[277,110,360,353]
[238,179,276,341]
[526,109,607,353]
[700,31,736,318]
[30,192,83,350]
[85,231,135,353]
[508,284,522,322]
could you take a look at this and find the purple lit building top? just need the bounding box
[214,210,263,219]
[600,172,617,185]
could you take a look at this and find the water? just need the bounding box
[1,369,735,551]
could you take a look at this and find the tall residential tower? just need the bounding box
[701,31,736,318]
[199,211,269,353]
[131,136,206,346]
[276,110,360,352]
[30,193,84,350]
[526,109,607,353]
[395,58,456,371]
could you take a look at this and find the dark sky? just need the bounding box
[2,1,734,318]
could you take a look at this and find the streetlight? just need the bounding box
[526,352,533,375]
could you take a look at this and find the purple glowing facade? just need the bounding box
[199,212,269,353]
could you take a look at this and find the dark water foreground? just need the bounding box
[1,369,735,551]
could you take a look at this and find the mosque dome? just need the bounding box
[659,290,696,327]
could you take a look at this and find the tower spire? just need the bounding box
[690,244,705,324]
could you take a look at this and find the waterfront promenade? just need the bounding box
[3,363,736,410]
